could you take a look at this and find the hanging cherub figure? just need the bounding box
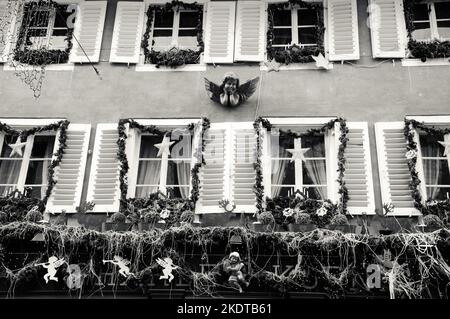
[223,252,249,293]
[35,256,66,283]
[156,257,178,282]
[102,256,135,278]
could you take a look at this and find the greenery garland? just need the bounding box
[117,118,210,212]
[0,119,70,209]
[141,0,204,68]
[404,119,450,220]
[403,0,450,61]
[14,0,74,66]
[253,118,349,216]
[267,0,325,65]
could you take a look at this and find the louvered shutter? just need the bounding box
[375,122,420,216]
[344,122,375,214]
[69,1,107,63]
[0,1,8,62]
[46,124,91,213]
[86,124,121,213]
[203,1,236,63]
[327,0,360,61]
[0,0,16,63]
[369,0,406,58]
[109,1,145,64]
[234,1,266,62]
[230,123,257,213]
[196,124,229,214]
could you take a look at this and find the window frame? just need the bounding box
[126,118,202,199]
[0,118,62,197]
[411,0,450,42]
[260,117,339,203]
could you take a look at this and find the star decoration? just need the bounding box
[263,59,280,72]
[7,140,27,157]
[311,53,332,70]
[286,147,310,163]
[154,136,175,157]
[438,140,450,157]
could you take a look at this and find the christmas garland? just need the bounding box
[14,1,74,66]
[267,0,325,65]
[141,0,204,68]
[403,0,450,61]
[116,118,210,212]
[0,221,448,298]
[404,118,450,220]
[0,119,70,211]
[253,118,349,217]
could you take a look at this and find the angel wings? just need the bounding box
[204,75,259,107]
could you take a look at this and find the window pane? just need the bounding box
[422,158,450,187]
[0,160,22,186]
[412,22,432,40]
[426,187,450,200]
[298,27,317,45]
[152,30,173,49]
[413,4,430,21]
[154,10,174,28]
[26,186,45,199]
[273,28,292,45]
[136,161,161,185]
[31,135,55,158]
[178,29,197,37]
[170,133,193,159]
[139,135,163,158]
[298,8,317,26]
[0,186,17,197]
[167,160,190,199]
[437,20,450,39]
[179,11,198,28]
[25,160,51,184]
[270,133,294,158]
[303,159,327,185]
[273,9,291,26]
[271,160,295,185]
[1,136,22,158]
[435,2,450,19]
[28,10,51,27]
[303,186,326,200]
[420,134,446,157]
[54,8,72,28]
[302,135,325,157]
[177,35,198,48]
[272,186,295,198]
[135,186,159,198]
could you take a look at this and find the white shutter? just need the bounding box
[375,122,420,216]
[344,122,375,215]
[234,1,266,62]
[69,1,107,63]
[196,124,229,214]
[230,123,257,213]
[109,1,145,64]
[327,0,360,61]
[0,0,17,63]
[369,0,406,58]
[204,1,236,63]
[86,124,121,213]
[46,124,91,213]
[0,1,8,62]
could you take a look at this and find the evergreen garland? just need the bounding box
[253,118,349,215]
[267,0,325,65]
[141,0,204,68]
[0,119,70,208]
[14,0,74,66]
[117,118,210,212]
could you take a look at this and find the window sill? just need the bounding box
[260,62,333,71]
[3,63,74,71]
[401,58,450,67]
[135,63,206,72]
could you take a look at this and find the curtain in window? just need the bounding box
[176,161,190,199]
[136,145,161,198]
[421,141,441,199]
[271,134,291,197]
[304,138,326,199]
[0,160,22,196]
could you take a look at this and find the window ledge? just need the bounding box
[135,63,206,72]
[260,62,333,71]
[3,63,74,71]
[401,58,450,67]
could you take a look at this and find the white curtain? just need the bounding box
[271,134,291,197]
[0,160,22,196]
[304,160,327,199]
[421,141,441,199]
[175,161,190,199]
[136,144,161,198]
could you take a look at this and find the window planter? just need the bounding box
[102,222,132,232]
[252,221,275,232]
[287,223,316,232]
[327,225,356,233]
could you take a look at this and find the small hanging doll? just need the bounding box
[223,252,249,293]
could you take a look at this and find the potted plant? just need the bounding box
[328,214,355,233]
[288,212,316,232]
[422,214,445,232]
[25,206,44,223]
[0,211,8,224]
[102,212,131,232]
[253,211,276,232]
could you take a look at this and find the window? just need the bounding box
[19,3,73,51]
[412,1,450,41]
[419,133,450,200]
[149,8,201,51]
[0,133,56,199]
[271,7,322,47]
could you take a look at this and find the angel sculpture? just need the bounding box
[35,256,66,283]
[204,72,259,107]
[156,257,178,283]
[103,256,135,278]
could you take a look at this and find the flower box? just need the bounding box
[138,221,167,231]
[287,224,316,232]
[328,225,356,233]
[252,221,276,232]
[102,222,132,232]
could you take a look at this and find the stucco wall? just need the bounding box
[0,0,449,219]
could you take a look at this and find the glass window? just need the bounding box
[272,9,292,46]
[412,1,450,41]
[412,3,432,41]
[435,2,450,39]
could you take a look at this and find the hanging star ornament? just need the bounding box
[438,140,450,157]
[7,140,27,157]
[154,136,175,157]
[286,147,310,163]
[311,53,332,70]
